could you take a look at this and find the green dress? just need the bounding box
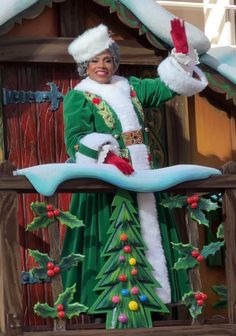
[61,75,190,308]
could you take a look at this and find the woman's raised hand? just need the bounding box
[170,18,189,54]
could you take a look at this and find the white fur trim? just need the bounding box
[75,76,141,133]
[171,47,199,67]
[128,144,150,171]
[158,55,208,96]
[68,24,114,63]
[137,193,171,303]
[75,133,119,165]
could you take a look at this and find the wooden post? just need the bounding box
[0,161,23,335]
[45,196,66,332]
[222,161,236,324]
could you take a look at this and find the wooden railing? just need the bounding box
[1,160,236,336]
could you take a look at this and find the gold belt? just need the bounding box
[122,129,144,146]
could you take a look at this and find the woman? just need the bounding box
[61,22,208,308]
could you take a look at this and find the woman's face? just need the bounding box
[87,50,115,84]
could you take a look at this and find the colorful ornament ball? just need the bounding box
[121,289,129,296]
[118,313,128,323]
[128,301,139,311]
[112,295,120,304]
[129,257,136,266]
[140,294,148,302]
[119,255,125,262]
[131,287,139,295]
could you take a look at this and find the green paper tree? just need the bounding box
[89,190,169,329]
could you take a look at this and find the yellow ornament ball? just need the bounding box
[128,301,139,311]
[129,258,137,266]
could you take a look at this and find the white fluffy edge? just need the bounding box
[68,24,113,64]
[75,132,119,164]
[158,55,208,96]
[137,192,171,303]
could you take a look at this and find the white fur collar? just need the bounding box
[75,75,141,133]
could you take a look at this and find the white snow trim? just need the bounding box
[128,144,150,171]
[137,192,171,303]
[75,133,119,165]
[68,24,113,64]
[158,56,208,96]
[75,76,141,132]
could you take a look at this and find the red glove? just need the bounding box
[104,151,134,175]
[170,18,189,54]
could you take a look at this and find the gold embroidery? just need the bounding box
[130,86,144,121]
[85,92,115,129]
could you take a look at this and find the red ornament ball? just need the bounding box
[123,245,131,253]
[119,274,127,282]
[120,233,128,241]
[131,268,138,276]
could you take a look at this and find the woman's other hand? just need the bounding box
[104,151,134,175]
[170,18,189,54]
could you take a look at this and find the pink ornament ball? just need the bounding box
[119,255,125,262]
[118,313,128,323]
[112,295,120,304]
[131,287,139,295]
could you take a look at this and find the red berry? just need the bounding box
[187,196,194,204]
[53,209,60,216]
[131,268,138,275]
[57,304,64,312]
[195,293,202,300]
[119,274,127,282]
[201,293,208,301]
[54,266,61,274]
[123,245,131,253]
[47,269,55,277]
[130,90,136,97]
[191,202,198,209]
[120,233,128,241]
[47,211,54,218]
[197,255,204,262]
[192,195,200,203]
[57,311,65,319]
[191,250,199,258]
[197,299,204,306]
[46,204,54,211]
[47,262,55,270]
[92,97,101,105]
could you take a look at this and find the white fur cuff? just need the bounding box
[158,56,208,96]
[76,133,119,164]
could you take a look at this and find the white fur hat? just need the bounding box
[68,24,114,63]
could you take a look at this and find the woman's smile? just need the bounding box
[87,50,115,84]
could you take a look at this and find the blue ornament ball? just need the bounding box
[139,294,148,302]
[121,289,129,296]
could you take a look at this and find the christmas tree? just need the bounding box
[89,189,169,328]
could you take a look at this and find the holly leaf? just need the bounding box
[31,267,48,281]
[201,241,225,259]
[216,223,224,239]
[188,207,209,226]
[34,302,57,318]
[198,198,220,212]
[29,249,52,266]
[65,302,88,318]
[30,202,47,216]
[172,242,195,256]
[59,253,84,271]
[57,211,84,229]
[26,215,53,231]
[55,284,77,305]
[212,285,227,309]
[182,291,203,319]
[160,194,187,209]
[174,255,198,270]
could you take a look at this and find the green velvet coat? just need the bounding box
[61,76,190,308]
